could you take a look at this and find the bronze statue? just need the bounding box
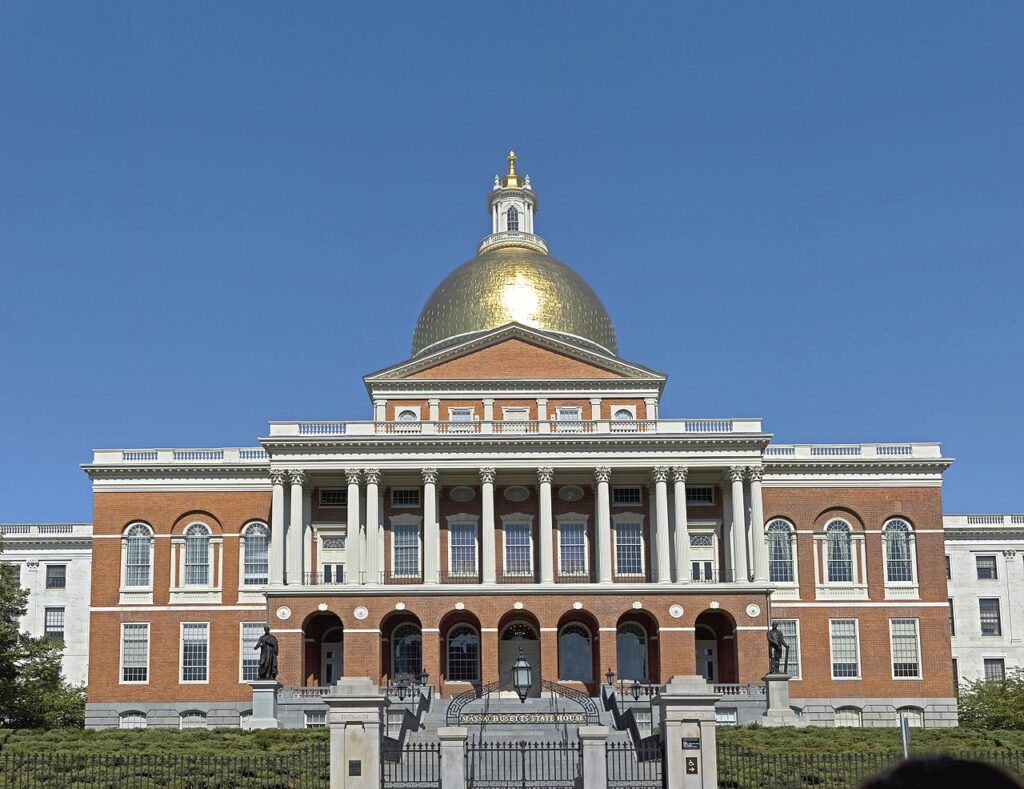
[767,622,789,675]
[255,625,279,680]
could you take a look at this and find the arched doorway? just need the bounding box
[498,616,541,697]
[302,612,344,687]
[615,611,659,683]
[694,609,738,684]
[556,609,601,694]
[440,610,482,690]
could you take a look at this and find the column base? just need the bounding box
[243,680,282,730]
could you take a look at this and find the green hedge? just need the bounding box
[717,725,1024,755]
[0,728,327,757]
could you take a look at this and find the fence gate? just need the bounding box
[466,738,581,789]
[381,741,441,789]
[606,740,664,789]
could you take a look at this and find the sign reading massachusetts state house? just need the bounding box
[460,712,587,724]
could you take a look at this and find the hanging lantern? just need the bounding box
[511,648,533,703]
[605,667,615,686]
[631,680,642,701]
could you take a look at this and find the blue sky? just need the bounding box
[1,3,1022,521]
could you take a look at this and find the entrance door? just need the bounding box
[498,622,541,697]
[321,628,343,686]
[695,627,718,682]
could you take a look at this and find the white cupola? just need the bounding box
[478,151,547,254]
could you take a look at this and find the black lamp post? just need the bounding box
[511,648,533,703]
[605,667,615,686]
[630,680,642,701]
[397,681,408,701]
[417,670,429,687]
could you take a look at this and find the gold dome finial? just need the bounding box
[501,149,522,188]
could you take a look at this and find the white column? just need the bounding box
[480,468,496,584]
[748,466,768,582]
[728,466,749,582]
[364,469,380,585]
[644,397,658,420]
[373,399,386,422]
[537,398,549,432]
[428,399,440,421]
[422,468,439,584]
[721,481,734,581]
[651,467,671,583]
[672,466,690,583]
[482,399,494,421]
[287,470,305,585]
[590,398,602,420]
[538,467,554,584]
[345,469,361,585]
[595,467,613,584]
[270,470,286,585]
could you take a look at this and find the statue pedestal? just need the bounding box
[243,679,282,730]
[760,673,806,728]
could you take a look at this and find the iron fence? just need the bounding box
[606,739,663,788]
[0,748,329,788]
[381,742,441,789]
[466,738,581,789]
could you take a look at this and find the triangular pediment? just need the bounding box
[365,323,665,383]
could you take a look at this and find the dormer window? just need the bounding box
[507,206,519,231]
[397,409,418,422]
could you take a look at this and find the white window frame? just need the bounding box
[239,621,265,683]
[556,513,590,577]
[686,486,715,506]
[319,488,347,507]
[772,619,802,679]
[611,405,637,420]
[828,618,862,680]
[834,706,862,728]
[766,519,799,588]
[391,487,422,508]
[975,554,999,580]
[889,618,922,680]
[612,513,646,576]
[179,711,209,730]
[120,522,155,605]
[983,656,1007,681]
[389,514,423,578]
[119,622,150,685]
[118,711,147,729]
[979,597,1003,637]
[814,519,867,600]
[612,486,643,507]
[395,406,422,421]
[238,521,270,589]
[882,519,919,599]
[502,407,530,420]
[446,515,479,578]
[448,407,475,421]
[304,710,327,728]
[500,514,534,577]
[179,621,210,685]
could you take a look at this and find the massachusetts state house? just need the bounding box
[83,153,956,729]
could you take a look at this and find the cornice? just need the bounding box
[82,463,269,480]
[366,378,665,395]
[763,459,953,474]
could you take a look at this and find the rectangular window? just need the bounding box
[980,598,1002,636]
[945,555,951,580]
[121,623,149,683]
[890,619,921,678]
[949,599,956,637]
[612,486,642,506]
[181,623,209,683]
[614,521,644,576]
[240,622,264,682]
[45,564,66,589]
[558,522,587,576]
[952,658,959,689]
[392,523,420,577]
[449,523,478,577]
[829,619,860,679]
[503,522,533,576]
[984,658,1006,682]
[449,408,474,421]
[976,555,998,580]
[322,563,345,584]
[774,620,801,679]
[686,486,715,505]
[391,488,421,507]
[715,708,738,725]
[319,488,347,507]
[556,406,582,420]
[44,607,65,640]
[305,710,327,728]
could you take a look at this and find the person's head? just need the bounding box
[263,625,270,634]
[860,757,1022,789]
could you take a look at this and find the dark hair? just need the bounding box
[860,757,1022,789]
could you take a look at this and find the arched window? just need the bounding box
[825,520,853,582]
[124,523,153,587]
[884,519,914,583]
[179,711,208,729]
[558,624,592,682]
[767,520,795,583]
[616,623,648,681]
[242,522,269,586]
[446,625,480,682]
[897,706,924,728]
[184,523,211,586]
[392,624,423,679]
[397,409,418,422]
[118,711,147,730]
[506,206,519,231]
[834,706,862,728]
[613,408,634,420]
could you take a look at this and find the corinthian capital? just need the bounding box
[288,469,306,486]
[671,466,688,484]
[537,467,554,485]
[746,466,764,483]
[594,466,612,484]
[421,467,438,485]
[345,468,362,486]
[363,468,381,485]
[270,469,287,486]
[727,466,745,483]
[650,466,670,484]
[479,467,496,485]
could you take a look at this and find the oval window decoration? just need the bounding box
[559,485,584,502]
[503,485,530,503]
[450,486,476,503]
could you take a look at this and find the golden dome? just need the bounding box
[412,246,618,357]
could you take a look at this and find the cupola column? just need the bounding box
[748,467,768,582]
[538,467,554,584]
[728,467,750,582]
[595,467,613,584]
[287,470,305,585]
[652,467,671,583]
[480,468,497,584]
[422,468,439,584]
[345,470,362,585]
[364,469,381,585]
[672,466,690,583]
[270,470,286,585]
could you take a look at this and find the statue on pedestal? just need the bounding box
[767,622,789,675]
[255,625,279,680]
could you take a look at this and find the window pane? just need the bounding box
[558,625,592,681]
[393,524,420,577]
[890,619,920,678]
[885,522,913,582]
[447,626,479,682]
[122,624,149,682]
[558,522,586,576]
[392,489,421,507]
[45,565,66,589]
[830,619,859,678]
[612,487,641,505]
[985,658,1005,681]
[181,623,209,682]
[686,487,714,505]
[504,523,532,576]
[184,526,210,586]
[976,555,998,580]
[319,488,347,506]
[616,624,647,681]
[835,707,861,727]
[126,527,151,587]
[393,624,422,678]
[45,607,65,640]
[980,599,1002,636]
[119,712,147,729]
[180,712,208,729]
[243,525,269,586]
[241,622,264,681]
[826,523,852,582]
[774,620,800,678]
[767,521,794,583]
[449,524,477,576]
[304,710,327,728]
[949,599,956,637]
[614,522,643,575]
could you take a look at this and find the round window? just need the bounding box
[450,486,476,503]
[397,410,418,421]
[613,408,634,420]
[558,485,584,502]
[503,486,530,502]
